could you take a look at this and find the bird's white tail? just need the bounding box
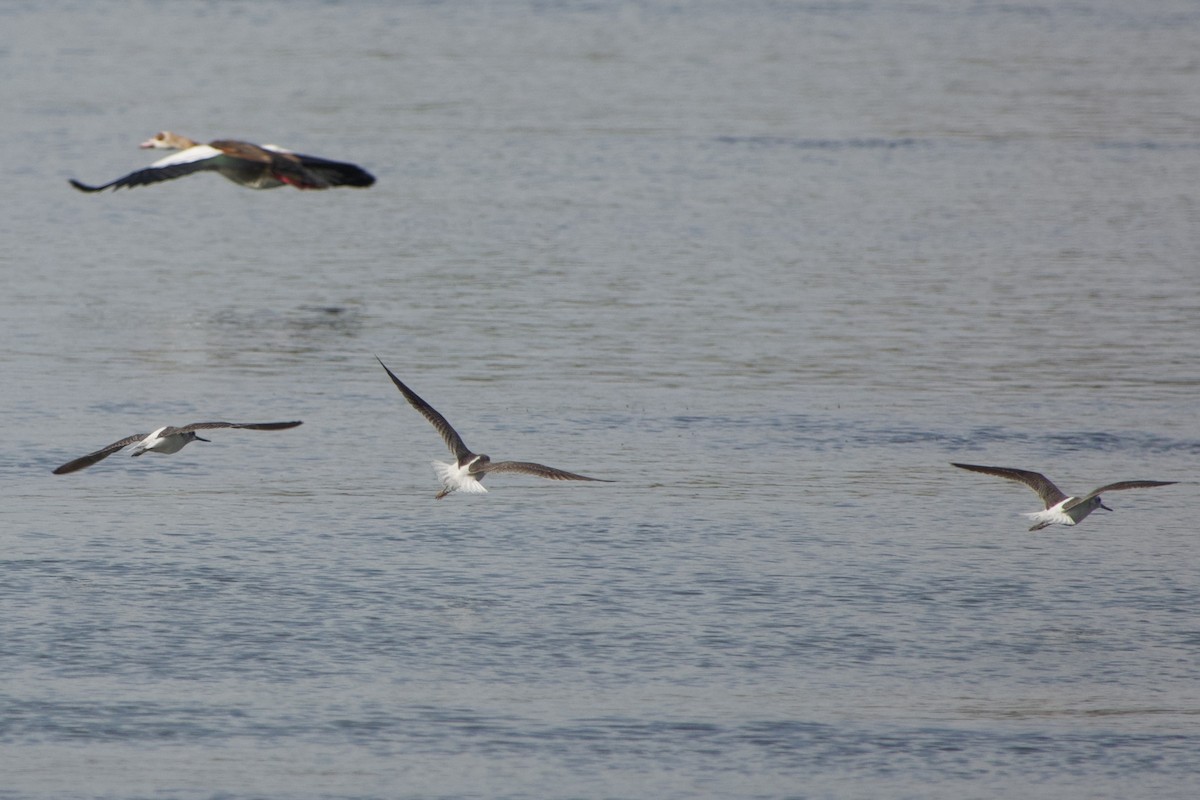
[431,461,487,495]
[1023,509,1076,529]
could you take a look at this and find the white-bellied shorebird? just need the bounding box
[70,131,374,192]
[53,421,303,474]
[951,462,1176,530]
[376,357,612,499]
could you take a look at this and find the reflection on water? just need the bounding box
[207,303,367,352]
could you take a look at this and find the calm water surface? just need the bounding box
[2,1,1199,798]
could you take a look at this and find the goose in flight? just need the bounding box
[951,462,1176,530]
[376,357,612,499]
[53,420,303,474]
[69,131,374,192]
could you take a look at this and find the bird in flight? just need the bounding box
[53,420,303,474]
[69,131,374,192]
[951,462,1176,530]
[376,357,612,499]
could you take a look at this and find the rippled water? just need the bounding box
[2,1,1199,798]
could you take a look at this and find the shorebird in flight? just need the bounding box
[951,463,1176,530]
[376,357,612,499]
[53,421,303,474]
[69,131,374,192]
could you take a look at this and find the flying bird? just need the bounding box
[376,357,612,499]
[69,131,374,192]
[951,462,1176,530]
[53,420,303,474]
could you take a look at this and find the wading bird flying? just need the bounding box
[951,462,1175,531]
[53,420,303,474]
[376,357,612,499]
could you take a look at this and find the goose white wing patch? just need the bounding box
[150,145,225,167]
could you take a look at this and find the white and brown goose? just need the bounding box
[951,463,1176,531]
[69,131,375,192]
[376,357,612,499]
[53,420,303,474]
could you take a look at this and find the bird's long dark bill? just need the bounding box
[1099,502,1113,512]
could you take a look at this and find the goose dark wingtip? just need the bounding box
[337,166,375,188]
[68,178,105,193]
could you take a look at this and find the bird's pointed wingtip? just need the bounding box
[68,178,102,193]
[375,356,405,385]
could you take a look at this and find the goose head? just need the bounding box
[140,131,200,151]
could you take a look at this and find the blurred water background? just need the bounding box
[1,1,1199,798]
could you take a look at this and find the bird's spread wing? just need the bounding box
[175,421,303,433]
[259,144,375,187]
[476,460,611,482]
[292,153,375,187]
[53,433,148,474]
[951,463,1067,508]
[255,143,374,187]
[376,357,472,460]
[1083,480,1177,500]
[211,141,371,188]
[69,150,229,192]
[69,145,230,192]
[70,164,215,191]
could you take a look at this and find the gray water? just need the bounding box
[2,1,1199,798]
